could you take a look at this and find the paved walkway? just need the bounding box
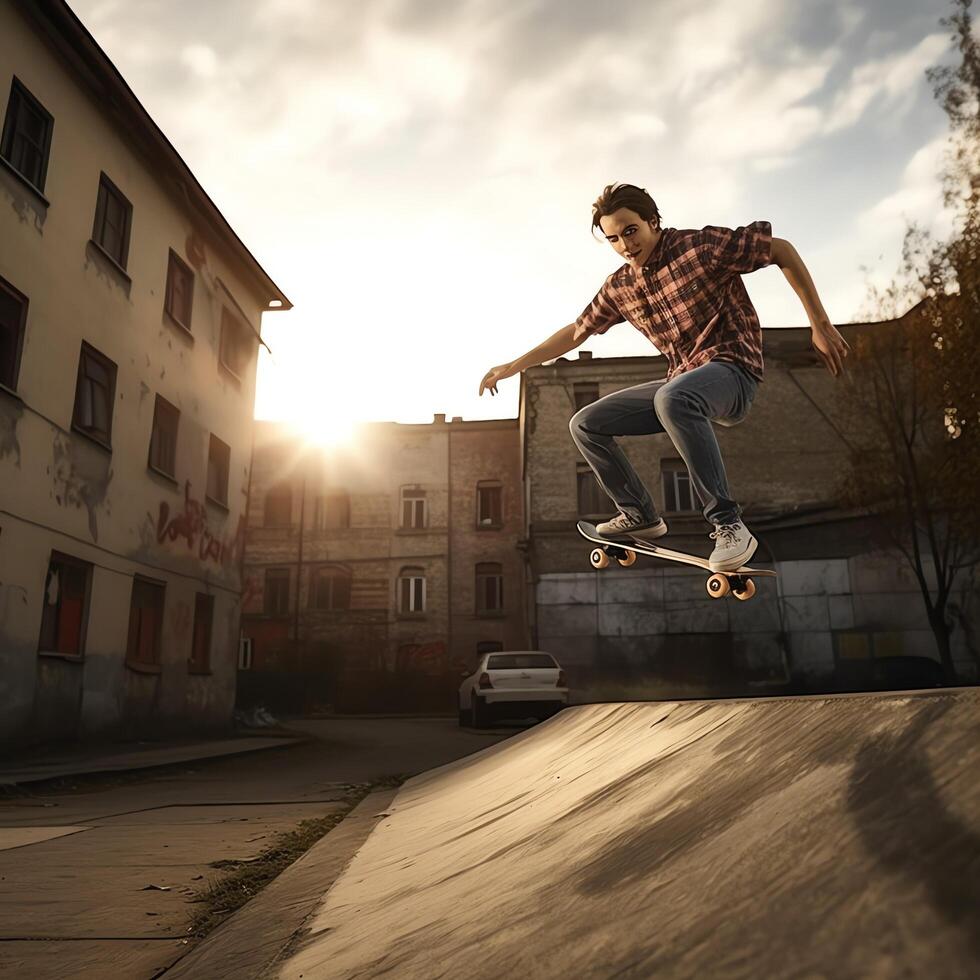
[0,716,512,979]
[0,733,305,787]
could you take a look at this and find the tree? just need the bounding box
[840,0,980,683]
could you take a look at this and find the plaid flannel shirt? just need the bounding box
[573,221,773,381]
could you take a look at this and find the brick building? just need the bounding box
[0,0,290,746]
[239,416,526,712]
[520,316,978,699]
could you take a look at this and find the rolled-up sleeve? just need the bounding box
[573,280,624,342]
[700,221,772,278]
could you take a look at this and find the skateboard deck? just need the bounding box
[577,520,776,600]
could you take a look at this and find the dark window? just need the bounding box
[206,434,230,505]
[1,78,54,192]
[487,653,558,670]
[399,567,425,613]
[477,483,502,526]
[164,249,194,329]
[264,484,292,526]
[126,577,165,666]
[662,458,698,513]
[573,382,600,410]
[92,173,132,270]
[238,636,253,670]
[576,463,605,516]
[264,568,290,616]
[72,342,117,446]
[148,394,179,478]
[0,275,28,391]
[401,489,426,529]
[38,553,91,657]
[219,308,251,379]
[476,562,503,614]
[189,593,213,672]
[476,641,503,658]
[314,492,350,530]
[311,566,352,611]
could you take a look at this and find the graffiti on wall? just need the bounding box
[154,482,244,567]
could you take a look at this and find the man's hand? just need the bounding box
[479,363,515,396]
[811,320,850,377]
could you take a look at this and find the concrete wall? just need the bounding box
[0,3,276,744]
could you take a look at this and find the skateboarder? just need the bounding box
[479,182,849,572]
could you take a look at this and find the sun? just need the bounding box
[291,413,359,449]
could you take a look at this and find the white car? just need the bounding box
[458,650,568,728]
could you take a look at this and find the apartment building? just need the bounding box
[520,319,977,698]
[0,0,290,745]
[239,417,526,713]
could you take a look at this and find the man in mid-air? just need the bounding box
[479,182,848,572]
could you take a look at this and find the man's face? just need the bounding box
[599,208,661,269]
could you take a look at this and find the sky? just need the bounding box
[68,0,963,441]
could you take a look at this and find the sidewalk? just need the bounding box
[0,729,309,788]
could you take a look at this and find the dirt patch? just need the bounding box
[187,775,408,939]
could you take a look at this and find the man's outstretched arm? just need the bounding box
[770,237,850,376]
[479,322,581,396]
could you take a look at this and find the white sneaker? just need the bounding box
[708,521,757,571]
[595,512,669,542]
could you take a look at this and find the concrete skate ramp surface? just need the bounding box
[281,691,980,979]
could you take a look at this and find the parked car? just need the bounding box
[458,650,568,727]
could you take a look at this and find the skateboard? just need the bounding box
[577,520,777,601]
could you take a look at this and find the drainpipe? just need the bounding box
[294,472,306,666]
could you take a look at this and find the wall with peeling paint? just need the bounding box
[0,3,281,746]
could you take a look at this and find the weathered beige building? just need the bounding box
[520,321,978,698]
[0,0,290,745]
[240,417,526,712]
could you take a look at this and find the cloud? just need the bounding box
[822,32,949,133]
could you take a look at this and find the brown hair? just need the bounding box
[591,183,662,239]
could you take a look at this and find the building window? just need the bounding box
[576,463,606,517]
[401,488,427,529]
[264,484,292,526]
[72,342,117,447]
[264,568,290,616]
[662,458,698,513]
[126,577,165,666]
[38,553,92,657]
[477,482,502,527]
[92,173,133,270]
[219,307,251,380]
[398,567,426,613]
[206,433,230,506]
[573,382,600,410]
[164,249,194,329]
[311,565,352,611]
[476,562,503,614]
[1,78,54,193]
[314,492,350,530]
[189,593,213,673]
[239,636,253,670]
[148,394,179,478]
[0,275,27,391]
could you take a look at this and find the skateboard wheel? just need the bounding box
[732,578,756,601]
[590,548,610,570]
[617,550,637,567]
[706,574,730,598]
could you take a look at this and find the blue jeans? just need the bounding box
[568,360,758,526]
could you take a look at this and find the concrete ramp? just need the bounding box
[281,691,980,979]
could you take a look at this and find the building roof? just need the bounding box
[17,0,292,312]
